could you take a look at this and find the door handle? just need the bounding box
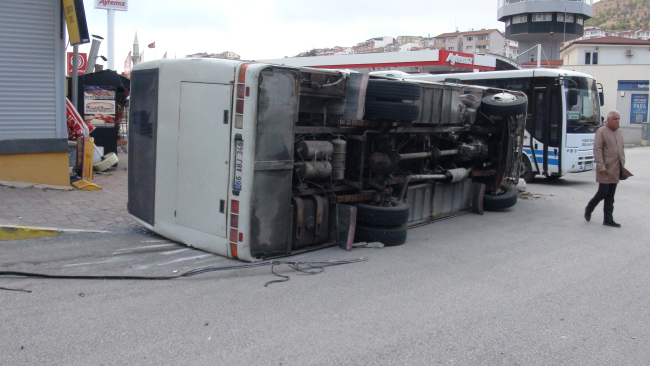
[554,148,558,156]
[223,110,229,124]
[219,200,225,213]
[534,143,538,150]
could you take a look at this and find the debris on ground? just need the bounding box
[516,178,527,193]
[352,242,385,249]
[518,191,543,200]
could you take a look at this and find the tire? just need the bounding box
[354,223,408,247]
[366,79,422,101]
[364,101,420,121]
[519,154,535,183]
[355,200,410,227]
[481,93,527,117]
[483,184,518,211]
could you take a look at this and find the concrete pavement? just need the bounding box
[0,152,134,232]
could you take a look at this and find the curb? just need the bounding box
[0,225,110,241]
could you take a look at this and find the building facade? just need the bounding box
[562,37,650,144]
[498,0,593,62]
[0,0,69,186]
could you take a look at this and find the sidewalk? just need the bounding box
[0,152,134,231]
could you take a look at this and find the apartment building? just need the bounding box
[461,29,505,54]
[434,32,462,51]
[397,36,422,46]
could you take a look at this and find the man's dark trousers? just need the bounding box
[586,183,618,220]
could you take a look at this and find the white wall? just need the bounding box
[560,64,650,144]
[565,45,650,66]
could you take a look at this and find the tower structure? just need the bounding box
[132,32,140,65]
[497,0,593,63]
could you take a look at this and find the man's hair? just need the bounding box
[606,110,620,121]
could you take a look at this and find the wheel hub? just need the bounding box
[489,93,517,104]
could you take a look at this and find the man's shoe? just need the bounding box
[603,220,621,228]
[584,208,592,222]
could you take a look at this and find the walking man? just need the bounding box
[585,110,625,227]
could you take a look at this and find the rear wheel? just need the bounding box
[355,199,410,227]
[364,101,420,121]
[483,184,518,211]
[366,79,422,101]
[354,223,408,247]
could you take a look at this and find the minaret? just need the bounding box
[132,32,140,64]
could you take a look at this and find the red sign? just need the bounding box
[67,52,88,75]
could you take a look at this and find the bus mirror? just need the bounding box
[599,91,604,106]
[568,89,579,106]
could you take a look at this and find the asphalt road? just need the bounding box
[2,147,649,366]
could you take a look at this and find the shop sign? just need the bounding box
[95,0,128,11]
[630,94,648,124]
[445,53,473,66]
[84,86,116,125]
[62,0,90,45]
[617,80,649,91]
[67,52,88,75]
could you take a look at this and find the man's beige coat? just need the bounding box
[593,125,625,184]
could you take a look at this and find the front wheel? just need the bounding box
[483,185,518,211]
[519,154,535,183]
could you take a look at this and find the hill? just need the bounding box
[586,0,650,29]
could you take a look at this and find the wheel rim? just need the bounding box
[519,159,529,177]
[490,93,517,104]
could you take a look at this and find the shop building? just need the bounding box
[561,37,650,144]
[0,0,69,186]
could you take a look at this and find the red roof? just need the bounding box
[434,29,501,38]
[565,36,650,49]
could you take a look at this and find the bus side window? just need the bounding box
[533,90,544,142]
[549,90,561,147]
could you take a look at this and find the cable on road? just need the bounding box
[0,258,368,290]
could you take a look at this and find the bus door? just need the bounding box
[530,86,562,175]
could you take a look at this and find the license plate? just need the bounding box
[233,139,244,193]
[584,164,593,170]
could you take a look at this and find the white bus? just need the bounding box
[401,70,603,182]
[127,59,527,261]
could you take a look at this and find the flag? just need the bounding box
[124,51,132,76]
[162,52,167,59]
[148,42,155,48]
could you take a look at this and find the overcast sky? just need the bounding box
[70,0,599,73]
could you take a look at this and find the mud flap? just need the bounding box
[471,182,485,215]
[329,204,357,251]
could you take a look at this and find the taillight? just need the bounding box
[231,200,239,214]
[234,63,251,130]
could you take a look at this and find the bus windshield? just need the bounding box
[565,77,600,133]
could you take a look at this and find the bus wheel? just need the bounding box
[354,223,408,247]
[364,101,420,121]
[480,93,527,117]
[519,154,535,183]
[483,185,518,211]
[355,199,410,227]
[366,79,422,101]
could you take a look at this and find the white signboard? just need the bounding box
[95,0,128,11]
